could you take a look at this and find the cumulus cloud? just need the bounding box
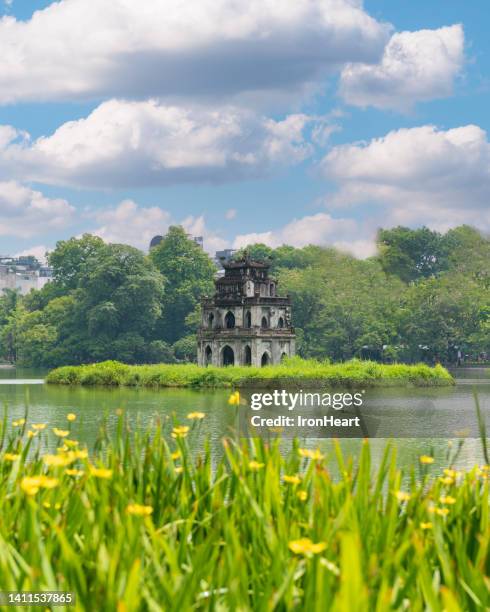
[321,124,490,230]
[340,25,464,111]
[0,100,328,188]
[0,181,74,238]
[0,0,389,105]
[14,245,48,264]
[91,200,172,250]
[233,212,377,258]
[90,200,228,253]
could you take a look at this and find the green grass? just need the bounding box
[0,408,488,610]
[46,356,454,389]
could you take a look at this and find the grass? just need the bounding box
[46,356,454,389]
[0,404,488,611]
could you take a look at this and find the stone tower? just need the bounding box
[197,257,295,367]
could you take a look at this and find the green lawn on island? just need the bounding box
[46,357,454,388]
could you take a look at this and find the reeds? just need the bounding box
[0,406,487,610]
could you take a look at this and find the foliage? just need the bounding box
[0,410,487,609]
[0,225,488,366]
[149,226,216,343]
[46,357,454,388]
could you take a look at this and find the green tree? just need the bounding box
[48,234,107,290]
[149,226,215,343]
[377,226,450,282]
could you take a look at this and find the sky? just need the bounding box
[0,0,489,261]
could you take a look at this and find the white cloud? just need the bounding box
[225,208,237,220]
[91,201,228,254]
[14,245,48,264]
[340,25,464,111]
[0,100,326,188]
[0,181,74,238]
[233,212,377,258]
[321,124,490,230]
[91,199,172,250]
[0,0,389,105]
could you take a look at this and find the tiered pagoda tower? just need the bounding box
[197,258,295,367]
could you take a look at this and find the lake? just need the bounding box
[0,366,488,472]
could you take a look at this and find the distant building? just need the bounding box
[197,257,295,367]
[0,256,53,295]
[214,249,237,269]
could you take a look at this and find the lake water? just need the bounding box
[0,366,488,472]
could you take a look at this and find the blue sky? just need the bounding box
[0,0,489,260]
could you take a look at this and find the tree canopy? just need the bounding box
[0,225,488,367]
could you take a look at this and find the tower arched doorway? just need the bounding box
[261,316,268,329]
[245,311,252,328]
[205,345,212,366]
[222,345,235,366]
[261,352,270,367]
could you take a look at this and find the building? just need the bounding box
[0,256,53,295]
[214,248,237,270]
[197,257,295,367]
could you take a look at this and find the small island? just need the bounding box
[46,357,454,388]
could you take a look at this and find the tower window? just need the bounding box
[225,311,235,329]
[245,311,252,328]
[277,317,284,329]
[208,313,214,328]
[261,316,268,329]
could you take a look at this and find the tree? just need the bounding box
[149,226,215,343]
[377,226,451,282]
[48,234,107,290]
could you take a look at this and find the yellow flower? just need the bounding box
[297,490,308,501]
[436,507,450,516]
[439,495,456,505]
[289,538,327,555]
[63,439,79,448]
[187,412,205,420]
[171,425,190,439]
[439,476,454,486]
[65,469,84,477]
[174,466,184,474]
[228,391,240,406]
[89,467,113,479]
[443,468,456,478]
[420,522,433,530]
[27,430,39,438]
[66,413,77,422]
[419,455,434,464]
[53,428,69,437]
[171,450,181,460]
[32,423,47,431]
[21,475,59,495]
[299,448,325,461]
[3,453,20,461]
[126,504,153,516]
[43,454,74,467]
[74,449,88,460]
[248,460,265,471]
[43,502,61,510]
[283,474,301,485]
[395,491,411,502]
[12,418,26,427]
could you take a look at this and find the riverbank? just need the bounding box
[46,357,454,388]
